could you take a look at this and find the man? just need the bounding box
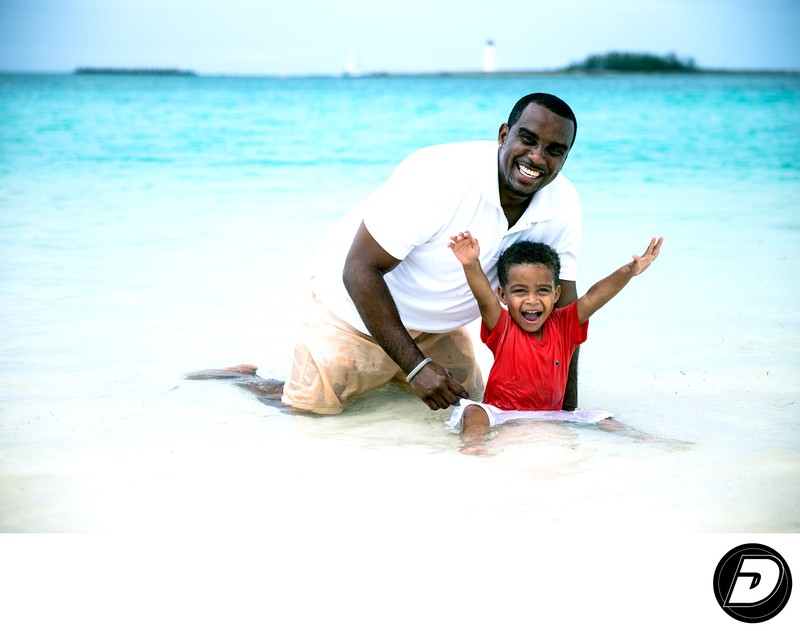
[279,92,581,414]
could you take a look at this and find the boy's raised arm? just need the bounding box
[448,231,503,331]
[577,237,663,324]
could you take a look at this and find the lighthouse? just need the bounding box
[482,39,496,73]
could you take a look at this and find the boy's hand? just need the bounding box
[448,231,480,266]
[629,236,663,276]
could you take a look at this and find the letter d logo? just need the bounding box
[714,543,792,623]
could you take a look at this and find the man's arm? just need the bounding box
[557,279,579,411]
[342,222,469,410]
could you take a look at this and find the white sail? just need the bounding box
[344,51,362,77]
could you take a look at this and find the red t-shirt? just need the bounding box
[481,301,588,411]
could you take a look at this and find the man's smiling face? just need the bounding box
[497,103,574,201]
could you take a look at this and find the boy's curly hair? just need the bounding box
[497,241,561,288]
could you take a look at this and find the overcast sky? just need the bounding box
[1,0,798,75]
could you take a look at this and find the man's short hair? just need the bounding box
[507,93,577,147]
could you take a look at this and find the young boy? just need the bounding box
[447,231,662,445]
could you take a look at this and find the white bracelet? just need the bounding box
[405,357,432,383]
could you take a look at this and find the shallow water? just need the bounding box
[1,73,799,536]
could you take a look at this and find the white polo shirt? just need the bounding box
[310,141,582,335]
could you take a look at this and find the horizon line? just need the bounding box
[2,66,799,79]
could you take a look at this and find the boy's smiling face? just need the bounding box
[497,263,561,338]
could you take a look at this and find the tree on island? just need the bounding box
[565,52,697,73]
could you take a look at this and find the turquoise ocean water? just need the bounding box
[1,73,799,540]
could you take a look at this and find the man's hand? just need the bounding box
[345,222,469,412]
[407,362,469,410]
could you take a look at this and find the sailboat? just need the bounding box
[343,51,363,78]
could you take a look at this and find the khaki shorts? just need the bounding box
[282,296,484,414]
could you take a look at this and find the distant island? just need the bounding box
[68,53,796,80]
[563,52,697,73]
[74,67,196,76]
[337,50,795,79]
